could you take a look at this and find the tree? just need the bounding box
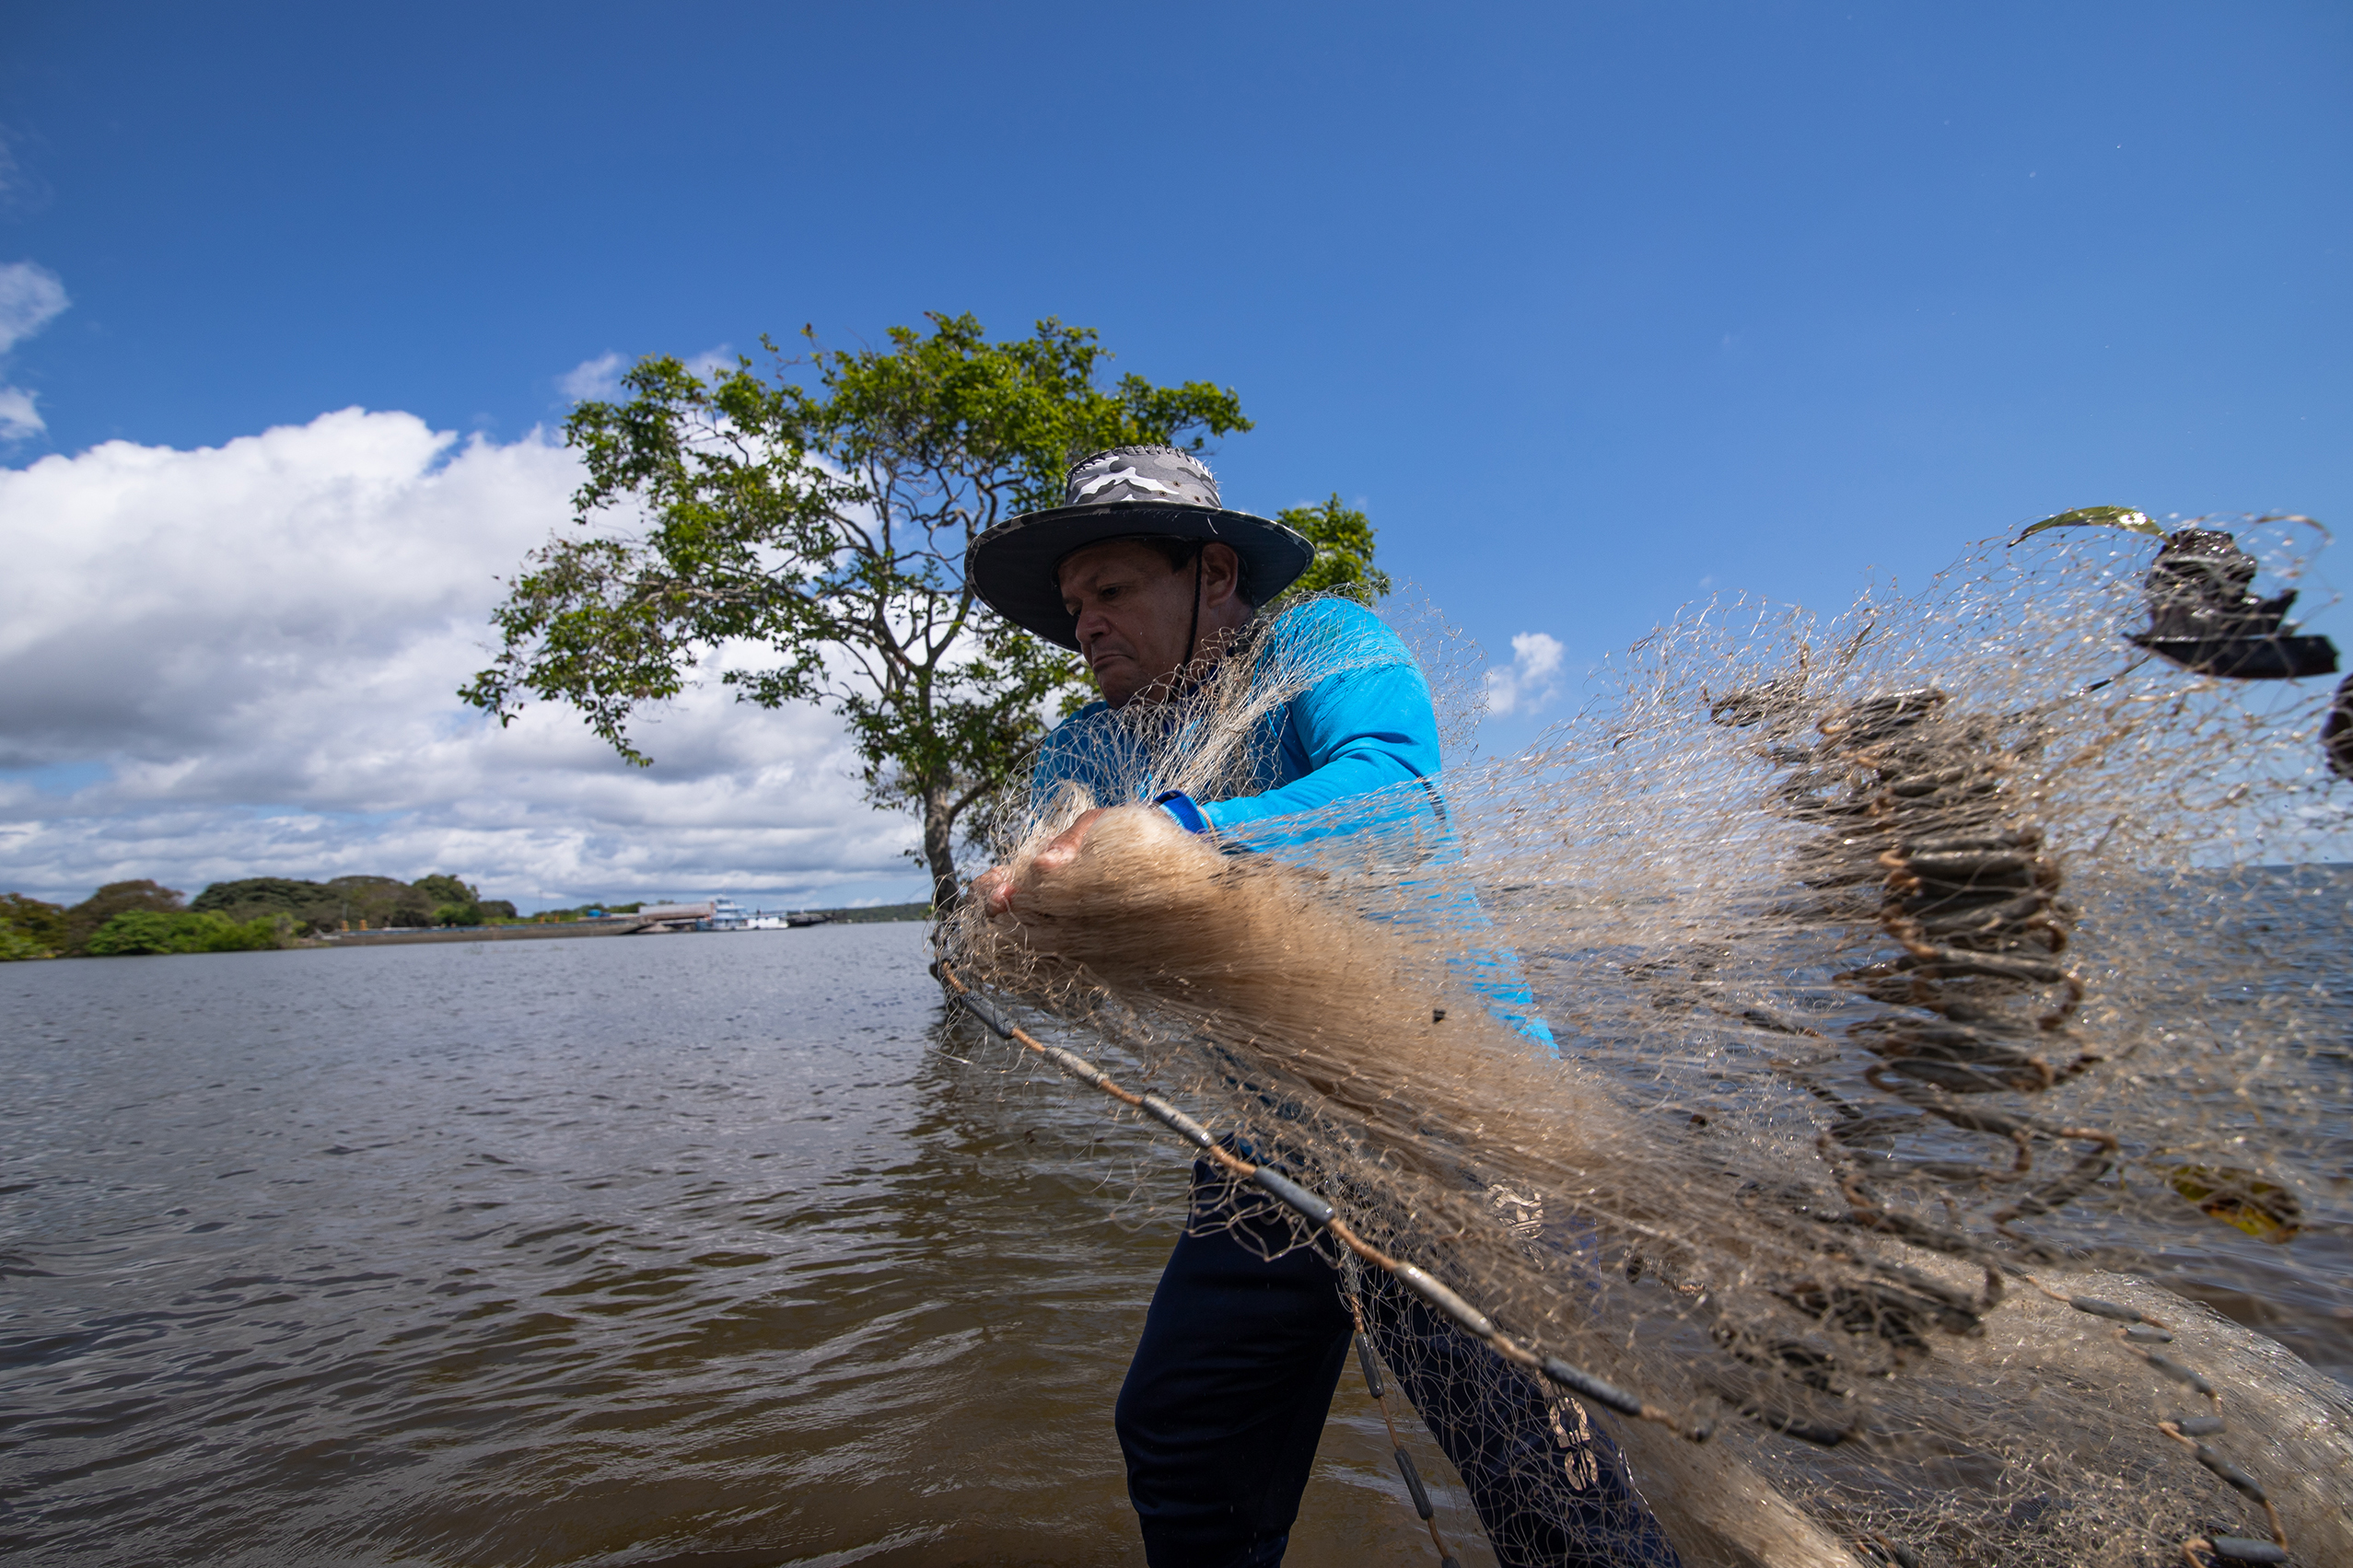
[461,313,1252,908]
[64,879,184,954]
[192,877,337,933]
[188,874,509,933]
[1,892,67,960]
[326,875,430,931]
[192,877,316,913]
[413,874,480,916]
[1271,494,1392,608]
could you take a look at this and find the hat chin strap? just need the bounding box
[1182,548,1205,687]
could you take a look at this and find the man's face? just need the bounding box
[1057,540,1200,708]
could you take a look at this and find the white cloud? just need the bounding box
[557,352,624,401]
[0,409,926,906]
[557,345,737,404]
[0,260,66,441]
[684,343,738,379]
[1483,631,1566,717]
[0,261,66,354]
[0,386,41,441]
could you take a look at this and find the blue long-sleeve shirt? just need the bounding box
[1029,598,1554,1048]
[1032,598,1436,827]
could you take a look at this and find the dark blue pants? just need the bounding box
[1114,1166,1683,1568]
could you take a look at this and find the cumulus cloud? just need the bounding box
[0,260,67,440]
[558,345,739,405]
[0,261,66,353]
[0,409,925,906]
[0,386,42,443]
[1482,631,1566,717]
[557,352,624,401]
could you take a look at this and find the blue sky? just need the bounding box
[1,2,2347,906]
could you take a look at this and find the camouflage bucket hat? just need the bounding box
[965,446,1313,650]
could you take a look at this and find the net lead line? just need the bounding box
[1344,1279,1464,1568]
[2019,1277,2297,1562]
[934,963,1707,1444]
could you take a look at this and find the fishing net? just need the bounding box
[938,517,2353,1568]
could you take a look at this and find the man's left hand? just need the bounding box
[974,807,1109,922]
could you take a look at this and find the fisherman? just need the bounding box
[965,446,1680,1568]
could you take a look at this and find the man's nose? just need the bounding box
[1073,602,1110,648]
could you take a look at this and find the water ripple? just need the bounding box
[1,926,1468,1566]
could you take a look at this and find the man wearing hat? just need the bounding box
[965,447,1680,1568]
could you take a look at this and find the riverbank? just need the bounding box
[320,901,933,947]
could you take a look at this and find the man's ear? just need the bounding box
[1200,541,1243,606]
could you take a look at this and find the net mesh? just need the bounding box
[940,519,2353,1568]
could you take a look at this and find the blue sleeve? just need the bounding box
[1029,702,1114,817]
[1196,606,1442,833]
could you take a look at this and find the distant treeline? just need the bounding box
[0,874,525,959]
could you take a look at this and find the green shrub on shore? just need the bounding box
[1,884,193,959]
[85,910,294,956]
[1,893,69,960]
[66,880,186,951]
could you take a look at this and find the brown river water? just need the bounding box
[8,910,2351,1567]
[0,925,1485,1568]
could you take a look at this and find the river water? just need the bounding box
[0,926,1467,1567]
[5,919,2348,1567]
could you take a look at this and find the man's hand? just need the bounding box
[974,807,1109,921]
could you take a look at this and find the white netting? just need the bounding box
[942,519,2353,1568]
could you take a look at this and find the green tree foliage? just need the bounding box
[64,880,185,953]
[460,313,1252,907]
[412,874,477,906]
[414,874,483,925]
[192,877,333,920]
[325,876,414,904]
[0,892,68,960]
[85,910,290,956]
[1271,494,1392,608]
[190,874,513,933]
[7,873,518,955]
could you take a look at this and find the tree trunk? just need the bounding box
[921,784,960,914]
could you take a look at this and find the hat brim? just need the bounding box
[967,502,1315,650]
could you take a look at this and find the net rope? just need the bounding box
[938,519,2353,1568]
